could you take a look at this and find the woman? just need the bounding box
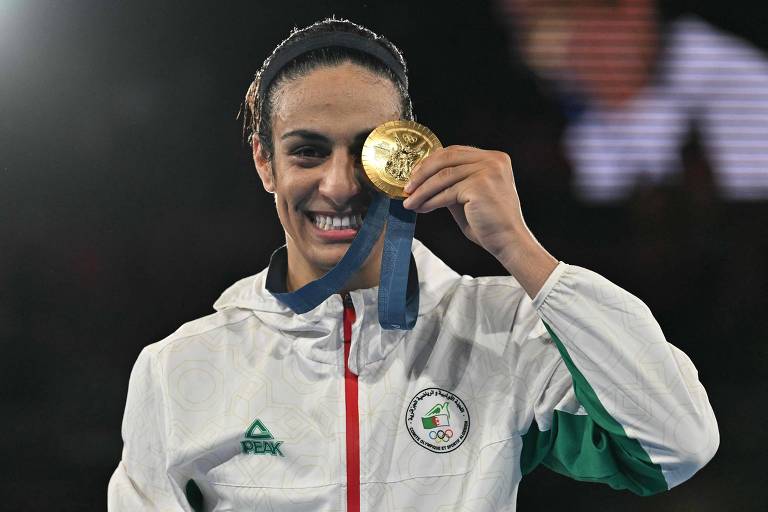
[109,18,718,511]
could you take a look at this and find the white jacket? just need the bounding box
[108,240,718,511]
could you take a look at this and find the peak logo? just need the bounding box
[240,419,284,457]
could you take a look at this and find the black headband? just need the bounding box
[257,31,408,100]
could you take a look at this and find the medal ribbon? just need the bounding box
[270,192,419,330]
[377,199,418,329]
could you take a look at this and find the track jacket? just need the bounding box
[108,240,718,511]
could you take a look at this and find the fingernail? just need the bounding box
[404,181,413,193]
[402,197,412,208]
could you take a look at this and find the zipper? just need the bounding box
[341,292,360,512]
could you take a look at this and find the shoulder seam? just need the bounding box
[152,310,254,357]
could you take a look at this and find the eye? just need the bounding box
[288,145,329,168]
[291,146,326,159]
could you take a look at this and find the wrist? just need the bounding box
[496,230,558,298]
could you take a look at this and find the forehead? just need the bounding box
[271,62,402,139]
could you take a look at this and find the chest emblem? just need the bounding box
[240,419,284,457]
[405,388,470,453]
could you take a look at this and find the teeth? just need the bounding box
[312,213,363,231]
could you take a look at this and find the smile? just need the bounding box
[307,212,364,231]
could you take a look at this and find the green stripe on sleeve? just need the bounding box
[521,323,668,496]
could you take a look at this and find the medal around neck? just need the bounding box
[362,120,443,198]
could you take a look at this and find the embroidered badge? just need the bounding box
[405,388,470,453]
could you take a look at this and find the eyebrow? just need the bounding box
[281,129,374,146]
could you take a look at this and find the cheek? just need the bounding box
[274,172,315,215]
[273,192,306,242]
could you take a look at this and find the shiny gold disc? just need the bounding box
[361,120,442,198]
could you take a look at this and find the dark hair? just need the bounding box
[242,18,414,161]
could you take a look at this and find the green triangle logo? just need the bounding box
[244,419,274,440]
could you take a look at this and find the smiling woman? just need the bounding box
[109,17,718,512]
[253,63,401,291]
[241,20,413,291]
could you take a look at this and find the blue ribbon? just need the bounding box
[270,193,419,330]
[377,199,418,329]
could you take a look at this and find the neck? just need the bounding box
[284,237,384,293]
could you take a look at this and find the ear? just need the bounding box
[252,138,275,193]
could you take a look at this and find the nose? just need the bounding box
[318,149,362,207]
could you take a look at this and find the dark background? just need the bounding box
[1,0,766,510]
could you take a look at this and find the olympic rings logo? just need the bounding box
[427,428,454,443]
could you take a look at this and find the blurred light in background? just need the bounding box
[496,0,768,202]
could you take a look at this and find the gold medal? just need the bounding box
[361,120,442,198]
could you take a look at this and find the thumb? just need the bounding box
[448,204,477,244]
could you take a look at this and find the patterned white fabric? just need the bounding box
[109,240,718,511]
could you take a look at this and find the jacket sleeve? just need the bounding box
[519,263,719,495]
[108,347,197,511]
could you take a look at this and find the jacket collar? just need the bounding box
[212,239,460,333]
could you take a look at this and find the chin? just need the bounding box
[312,244,352,269]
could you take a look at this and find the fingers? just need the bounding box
[403,146,480,194]
[401,146,515,214]
[405,183,460,213]
[402,163,482,211]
